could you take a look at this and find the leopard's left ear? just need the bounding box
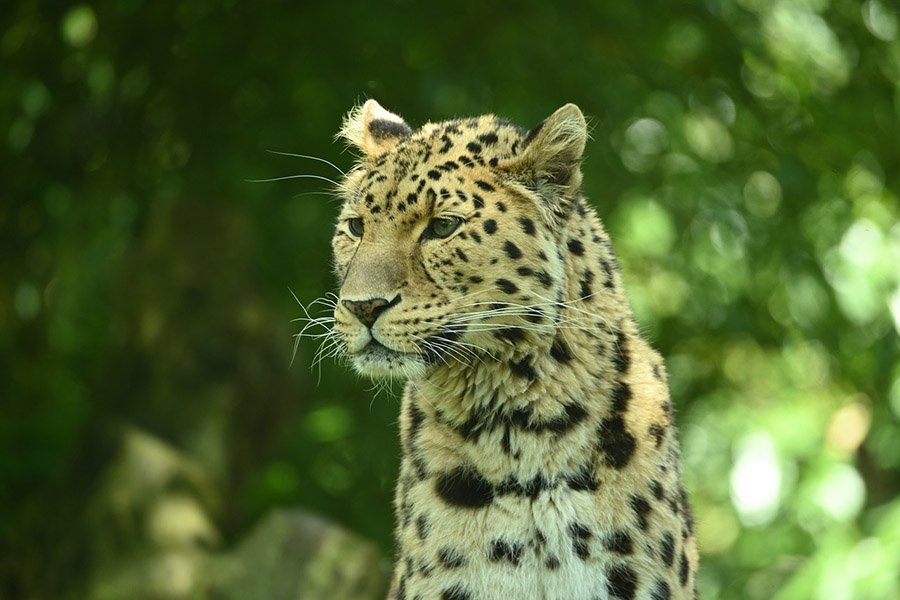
[339,99,412,158]
[514,103,587,190]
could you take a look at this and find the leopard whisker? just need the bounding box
[530,291,614,327]
[265,149,347,176]
[245,173,340,186]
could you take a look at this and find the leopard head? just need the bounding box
[331,100,587,379]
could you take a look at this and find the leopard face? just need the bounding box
[331,101,586,379]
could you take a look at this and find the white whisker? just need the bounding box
[246,174,340,186]
[265,149,347,176]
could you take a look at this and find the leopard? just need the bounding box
[325,99,699,599]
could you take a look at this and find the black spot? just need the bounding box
[516,266,534,277]
[550,338,572,363]
[401,494,413,527]
[679,551,689,586]
[483,219,497,234]
[514,402,585,435]
[600,257,614,275]
[565,462,598,491]
[652,363,664,381]
[435,466,494,508]
[660,532,675,567]
[496,201,507,212]
[650,480,665,500]
[536,271,553,288]
[489,539,523,566]
[613,330,630,373]
[579,269,594,299]
[683,496,696,537]
[503,241,523,259]
[413,456,428,480]
[604,531,634,555]
[493,327,525,344]
[568,522,592,560]
[469,275,483,284]
[441,586,472,600]
[455,248,469,262]
[416,514,429,540]
[496,279,518,294]
[470,231,482,243]
[397,574,407,600]
[662,401,674,418]
[478,132,499,145]
[518,217,536,235]
[510,357,537,380]
[567,239,585,256]
[668,496,680,516]
[611,381,632,413]
[466,141,482,153]
[652,580,672,600]
[405,403,425,452]
[500,426,512,454]
[475,180,495,192]
[607,563,638,600]
[545,555,560,570]
[418,560,434,578]
[649,423,667,448]
[495,473,554,499]
[368,118,411,140]
[427,169,441,180]
[555,402,588,433]
[630,495,652,531]
[437,547,465,569]
[599,415,637,469]
[471,193,485,209]
[438,134,452,153]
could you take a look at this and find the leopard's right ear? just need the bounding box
[338,100,412,158]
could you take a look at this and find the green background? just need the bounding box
[2,0,899,598]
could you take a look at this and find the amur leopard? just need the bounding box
[325,100,699,599]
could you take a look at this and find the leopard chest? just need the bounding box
[396,464,626,600]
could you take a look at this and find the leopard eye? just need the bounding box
[347,217,364,238]
[422,216,463,241]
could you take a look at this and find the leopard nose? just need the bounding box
[341,295,400,328]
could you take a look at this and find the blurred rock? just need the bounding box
[87,427,385,599]
[195,509,387,600]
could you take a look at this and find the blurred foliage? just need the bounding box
[1,0,899,598]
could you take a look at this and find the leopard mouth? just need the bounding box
[359,339,407,360]
[350,339,428,379]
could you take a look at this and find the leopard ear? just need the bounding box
[339,99,412,158]
[515,103,587,189]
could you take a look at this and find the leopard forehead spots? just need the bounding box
[328,102,698,599]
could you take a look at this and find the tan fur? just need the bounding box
[328,102,699,599]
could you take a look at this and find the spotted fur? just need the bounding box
[328,100,699,599]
